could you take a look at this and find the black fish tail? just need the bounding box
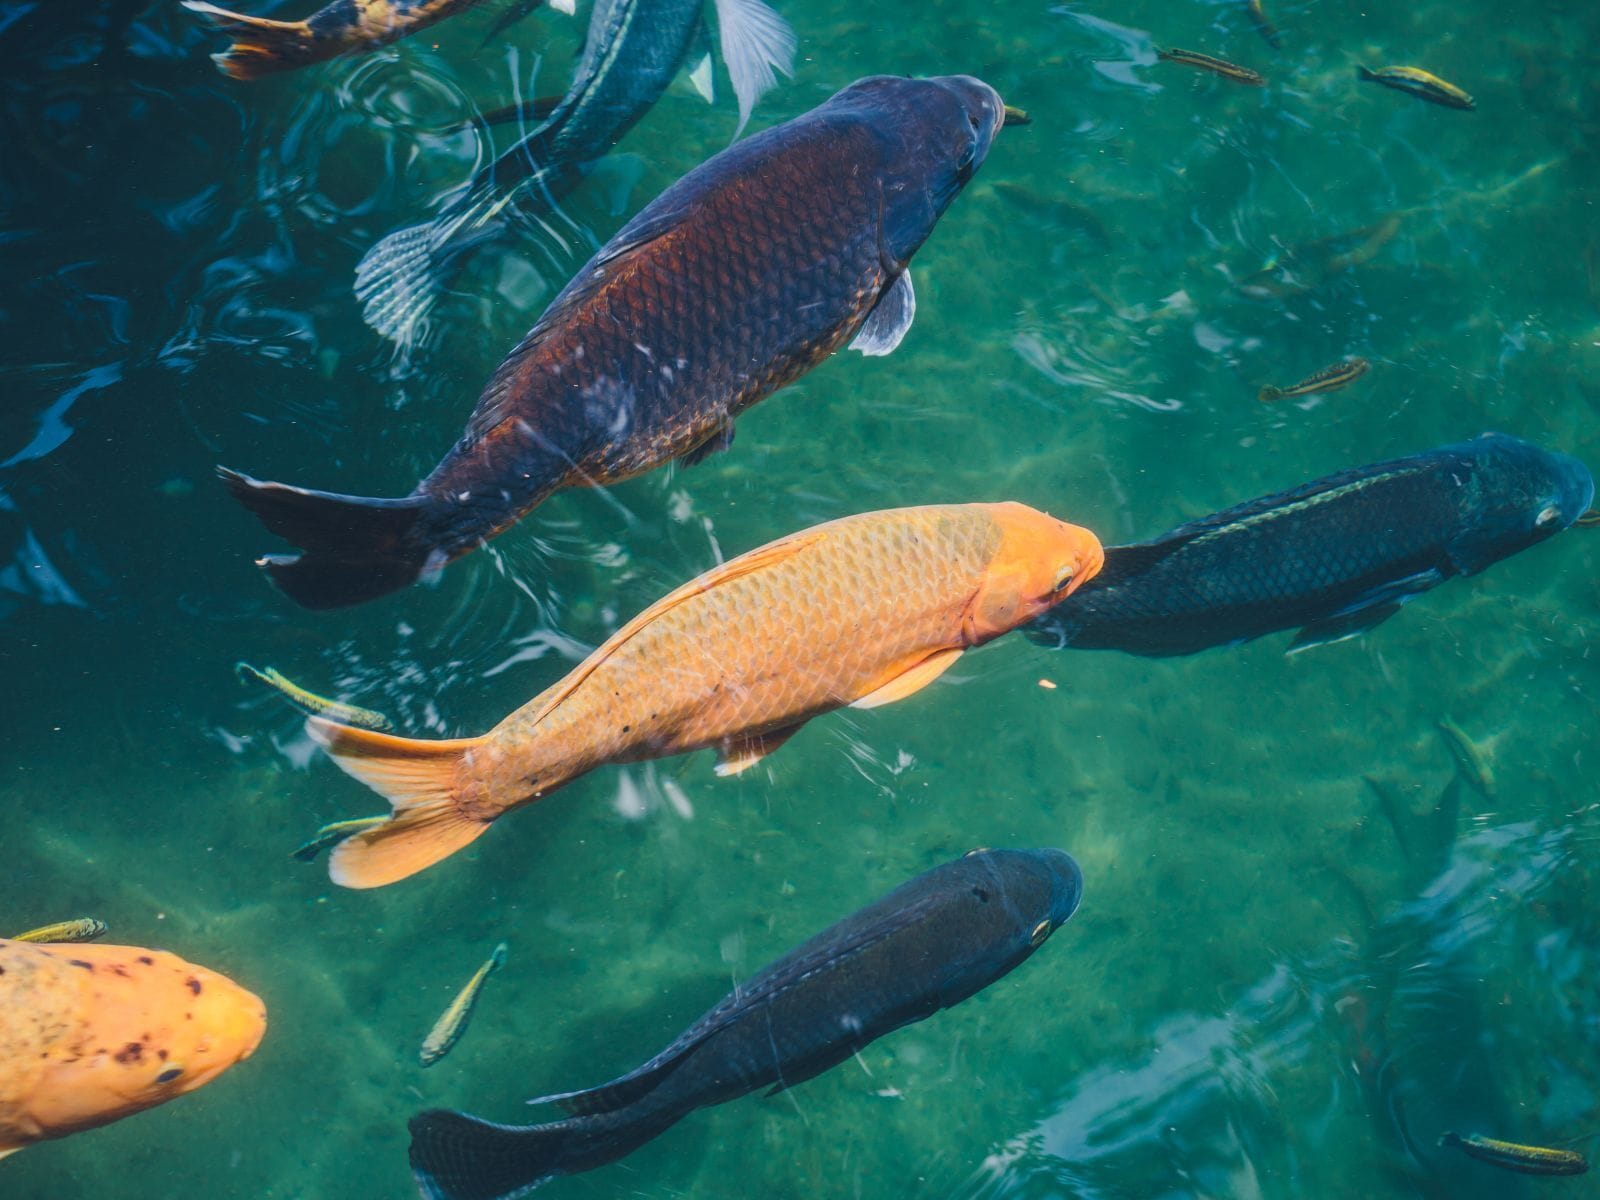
[409,1106,677,1200]
[218,467,436,610]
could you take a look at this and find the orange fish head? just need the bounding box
[22,944,267,1144]
[965,503,1105,642]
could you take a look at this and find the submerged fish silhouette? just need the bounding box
[1025,433,1593,656]
[224,74,1009,609]
[409,848,1083,1199]
[353,0,796,344]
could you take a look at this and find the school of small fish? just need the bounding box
[4,0,1593,1195]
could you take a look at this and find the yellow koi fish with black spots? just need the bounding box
[0,938,265,1158]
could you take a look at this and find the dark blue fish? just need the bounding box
[408,848,1083,1199]
[355,0,796,346]
[1026,433,1593,656]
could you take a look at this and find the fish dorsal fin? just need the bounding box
[519,531,827,729]
[850,646,963,710]
[712,0,796,138]
[849,271,916,357]
[714,722,804,777]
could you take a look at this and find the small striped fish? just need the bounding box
[1158,48,1265,86]
[10,919,108,945]
[236,663,392,731]
[1358,66,1475,110]
[290,817,389,863]
[420,944,508,1067]
[1440,1132,1588,1176]
[1258,357,1370,403]
[1246,0,1281,49]
[1437,717,1495,799]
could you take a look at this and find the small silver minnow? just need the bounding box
[1437,717,1495,798]
[1440,1132,1588,1176]
[420,943,509,1067]
[10,918,109,944]
[290,816,389,863]
[236,662,392,730]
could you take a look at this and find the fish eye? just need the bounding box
[154,1066,184,1085]
[1029,920,1052,947]
[1535,504,1561,527]
[1052,564,1076,592]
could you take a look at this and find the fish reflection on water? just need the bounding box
[964,810,1582,1200]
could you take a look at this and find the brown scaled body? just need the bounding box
[222,75,1010,608]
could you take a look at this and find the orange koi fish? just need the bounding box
[183,0,537,81]
[308,503,1104,889]
[0,938,266,1158]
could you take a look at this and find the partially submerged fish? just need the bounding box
[1436,717,1495,799]
[290,815,389,862]
[228,75,1010,608]
[1358,65,1475,111]
[1439,1131,1588,1176]
[1245,0,1281,49]
[303,503,1101,887]
[0,938,266,1158]
[408,848,1083,1198]
[1258,356,1369,402]
[236,662,393,730]
[420,944,508,1067]
[10,919,107,945]
[354,0,796,345]
[183,0,538,81]
[1026,433,1593,656]
[1236,215,1403,300]
[1157,47,1265,86]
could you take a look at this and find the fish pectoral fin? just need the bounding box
[1287,603,1402,653]
[715,722,804,777]
[850,647,963,710]
[713,0,796,138]
[848,271,916,357]
[1286,568,1446,654]
[678,419,735,467]
[686,20,716,104]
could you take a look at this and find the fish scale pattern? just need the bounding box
[413,117,893,557]
[477,506,1017,798]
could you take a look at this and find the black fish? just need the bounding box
[1026,433,1593,656]
[408,847,1083,1199]
[224,75,1007,609]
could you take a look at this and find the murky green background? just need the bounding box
[3,1,1598,1197]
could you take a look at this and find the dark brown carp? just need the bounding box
[222,74,1009,609]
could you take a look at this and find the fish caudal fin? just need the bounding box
[180,1,311,81]
[308,718,493,889]
[218,467,437,609]
[409,1106,673,1200]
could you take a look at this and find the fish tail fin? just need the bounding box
[355,192,505,348]
[409,1106,671,1199]
[309,719,493,889]
[1257,385,1284,402]
[1356,65,1378,81]
[218,467,440,609]
[180,1,311,80]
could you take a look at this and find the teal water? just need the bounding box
[3,1,1598,1197]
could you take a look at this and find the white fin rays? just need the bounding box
[848,271,916,357]
[712,0,796,139]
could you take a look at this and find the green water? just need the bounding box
[3,1,1598,1197]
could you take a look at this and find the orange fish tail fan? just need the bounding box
[181,1,313,80]
[218,467,440,609]
[308,719,493,889]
